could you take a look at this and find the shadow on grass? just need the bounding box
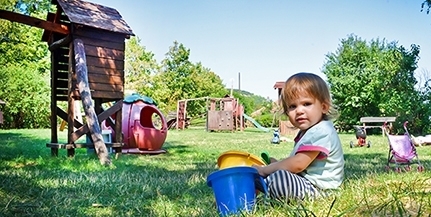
[2,130,430,216]
[0,132,49,160]
[0,132,218,216]
[162,140,191,154]
[0,132,62,216]
[344,151,431,180]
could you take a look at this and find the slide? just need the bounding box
[243,114,270,132]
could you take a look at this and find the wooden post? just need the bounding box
[67,42,75,157]
[176,100,180,130]
[74,39,111,166]
[184,100,188,129]
[239,101,244,131]
[114,100,123,159]
[50,39,59,156]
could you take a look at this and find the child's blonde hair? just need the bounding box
[281,72,337,120]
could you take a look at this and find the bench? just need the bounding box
[358,116,397,136]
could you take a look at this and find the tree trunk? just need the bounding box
[74,39,111,166]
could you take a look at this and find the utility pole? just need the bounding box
[238,72,241,93]
[230,78,234,97]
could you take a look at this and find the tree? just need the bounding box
[421,0,431,14]
[156,41,226,115]
[0,0,51,129]
[0,64,50,128]
[323,34,430,134]
[124,40,227,116]
[124,36,160,97]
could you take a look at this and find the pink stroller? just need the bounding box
[383,121,424,172]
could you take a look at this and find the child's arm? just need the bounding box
[253,151,319,177]
[269,157,278,163]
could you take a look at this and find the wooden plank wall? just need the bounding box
[279,120,298,136]
[72,26,125,100]
[207,111,234,131]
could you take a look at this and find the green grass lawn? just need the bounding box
[1,128,431,216]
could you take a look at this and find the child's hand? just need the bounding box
[252,164,267,177]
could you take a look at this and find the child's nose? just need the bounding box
[296,106,305,113]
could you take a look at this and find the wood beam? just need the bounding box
[0,9,69,35]
[71,100,122,142]
[49,35,71,51]
[74,38,111,166]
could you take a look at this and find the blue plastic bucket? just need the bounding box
[207,166,267,216]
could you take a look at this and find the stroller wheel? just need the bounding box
[384,165,391,172]
[404,166,411,172]
[350,141,354,148]
[395,167,402,173]
[417,165,425,172]
[367,141,371,148]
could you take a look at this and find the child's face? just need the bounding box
[285,92,329,131]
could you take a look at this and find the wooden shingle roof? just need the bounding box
[55,0,134,36]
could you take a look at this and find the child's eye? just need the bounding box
[304,102,312,106]
[288,105,296,110]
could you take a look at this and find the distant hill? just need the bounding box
[224,88,273,115]
[233,88,272,102]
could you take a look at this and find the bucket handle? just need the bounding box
[255,175,270,209]
[255,175,268,196]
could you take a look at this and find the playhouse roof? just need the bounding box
[51,0,134,36]
[273,81,285,89]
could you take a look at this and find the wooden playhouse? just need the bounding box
[44,0,134,156]
[175,96,244,132]
[0,0,134,157]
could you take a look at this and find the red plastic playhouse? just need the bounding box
[104,94,168,154]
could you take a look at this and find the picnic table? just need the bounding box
[357,116,397,136]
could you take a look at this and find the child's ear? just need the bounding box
[322,103,330,114]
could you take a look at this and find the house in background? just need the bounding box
[273,81,298,136]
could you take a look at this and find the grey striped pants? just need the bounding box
[264,170,319,200]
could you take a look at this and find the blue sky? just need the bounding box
[91,0,431,100]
